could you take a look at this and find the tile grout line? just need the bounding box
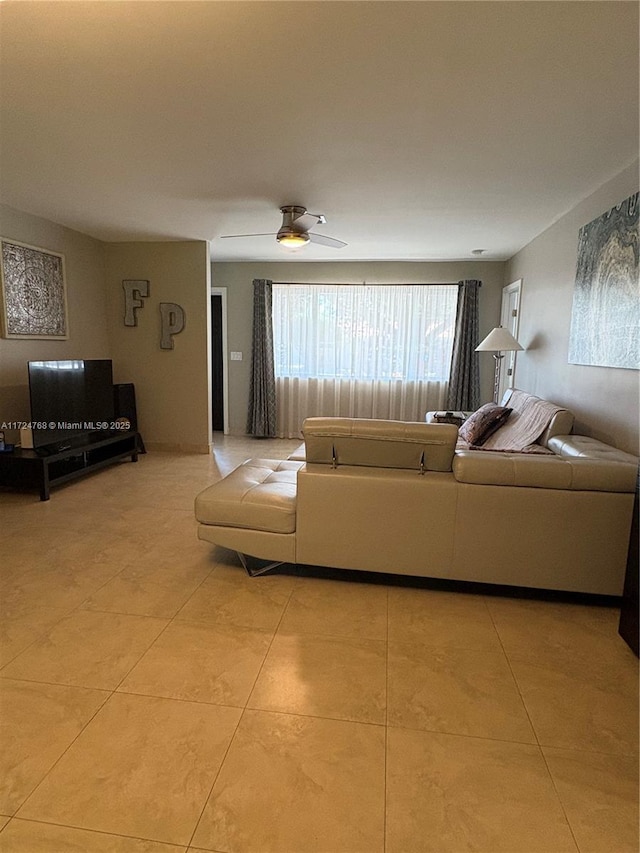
[484,599,582,853]
[3,543,131,669]
[0,814,191,849]
[6,556,219,827]
[483,597,541,748]
[186,564,299,850]
[536,749,582,853]
[1,508,210,672]
[10,685,112,822]
[107,555,223,696]
[10,584,186,821]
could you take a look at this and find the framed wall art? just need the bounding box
[568,192,639,370]
[0,239,68,339]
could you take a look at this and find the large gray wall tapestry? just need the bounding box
[568,193,639,370]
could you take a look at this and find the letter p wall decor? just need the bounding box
[160,302,186,349]
[122,279,186,351]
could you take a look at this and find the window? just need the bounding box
[273,283,457,382]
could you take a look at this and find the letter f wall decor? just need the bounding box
[123,280,149,326]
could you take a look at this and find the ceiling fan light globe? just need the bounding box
[277,231,309,248]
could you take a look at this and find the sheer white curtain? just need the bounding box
[273,283,457,437]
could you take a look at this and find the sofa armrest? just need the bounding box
[501,388,574,447]
[425,410,471,425]
[539,410,575,447]
[302,417,458,472]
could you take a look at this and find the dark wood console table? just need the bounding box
[0,431,140,501]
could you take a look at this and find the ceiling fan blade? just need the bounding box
[308,232,347,249]
[291,212,320,232]
[219,233,277,239]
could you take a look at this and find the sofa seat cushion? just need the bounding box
[453,450,637,492]
[548,434,639,465]
[195,459,303,534]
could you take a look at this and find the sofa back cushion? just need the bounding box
[302,417,458,472]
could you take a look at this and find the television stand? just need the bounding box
[0,431,140,501]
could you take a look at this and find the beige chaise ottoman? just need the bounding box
[195,458,304,573]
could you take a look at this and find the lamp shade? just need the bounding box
[475,326,524,353]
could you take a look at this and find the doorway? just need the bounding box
[498,279,522,402]
[210,288,228,433]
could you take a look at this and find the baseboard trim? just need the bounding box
[145,441,212,454]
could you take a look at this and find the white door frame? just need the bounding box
[211,286,229,434]
[499,279,522,402]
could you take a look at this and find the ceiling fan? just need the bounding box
[220,205,347,250]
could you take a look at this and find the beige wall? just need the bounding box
[10,176,635,456]
[0,207,212,452]
[212,260,506,435]
[506,160,639,455]
[105,241,211,452]
[0,204,110,443]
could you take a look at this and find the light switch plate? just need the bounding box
[230,351,243,361]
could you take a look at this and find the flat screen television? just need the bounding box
[28,359,115,451]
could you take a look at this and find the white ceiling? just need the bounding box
[1,1,638,262]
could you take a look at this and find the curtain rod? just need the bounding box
[271,281,470,287]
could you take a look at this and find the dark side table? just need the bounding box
[618,468,639,656]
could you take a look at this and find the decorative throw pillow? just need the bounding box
[459,403,512,446]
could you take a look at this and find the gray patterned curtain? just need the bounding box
[446,280,481,411]
[247,279,277,437]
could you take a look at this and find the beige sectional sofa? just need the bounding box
[195,398,637,596]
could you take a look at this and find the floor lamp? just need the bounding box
[475,326,524,403]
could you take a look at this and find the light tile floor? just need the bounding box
[0,436,637,853]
